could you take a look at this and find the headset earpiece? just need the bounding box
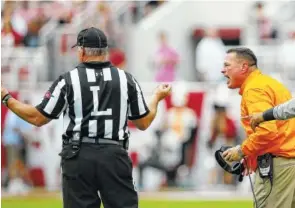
[215,146,244,176]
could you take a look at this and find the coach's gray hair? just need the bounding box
[79,46,108,56]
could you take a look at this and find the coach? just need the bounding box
[220,47,295,208]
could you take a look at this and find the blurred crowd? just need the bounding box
[149,2,295,83]
[1,1,82,48]
[130,0,166,23]
[1,0,165,49]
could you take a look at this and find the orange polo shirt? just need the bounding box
[239,70,295,170]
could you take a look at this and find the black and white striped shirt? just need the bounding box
[36,61,149,141]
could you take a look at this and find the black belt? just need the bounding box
[67,137,124,146]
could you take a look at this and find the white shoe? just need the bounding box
[7,178,21,195]
[7,178,30,196]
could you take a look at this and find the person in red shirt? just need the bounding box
[2,11,24,46]
[109,48,126,69]
[207,103,238,185]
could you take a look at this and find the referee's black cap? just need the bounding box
[72,27,108,48]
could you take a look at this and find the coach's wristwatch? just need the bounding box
[2,93,12,107]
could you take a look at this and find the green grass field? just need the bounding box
[1,198,252,208]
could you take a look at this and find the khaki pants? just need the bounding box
[254,157,295,208]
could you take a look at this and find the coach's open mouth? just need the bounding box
[225,76,230,84]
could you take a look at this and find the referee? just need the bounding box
[1,27,172,208]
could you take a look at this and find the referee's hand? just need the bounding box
[154,84,172,101]
[1,84,9,100]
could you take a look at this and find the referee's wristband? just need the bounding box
[263,108,275,121]
[2,93,12,107]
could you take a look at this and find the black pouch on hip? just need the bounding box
[59,132,82,160]
[257,153,273,179]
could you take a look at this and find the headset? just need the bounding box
[215,146,273,208]
[215,146,244,181]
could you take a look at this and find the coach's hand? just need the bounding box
[222,145,244,162]
[154,84,172,101]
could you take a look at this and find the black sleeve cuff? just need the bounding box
[263,108,275,121]
[128,109,150,120]
[35,105,58,120]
